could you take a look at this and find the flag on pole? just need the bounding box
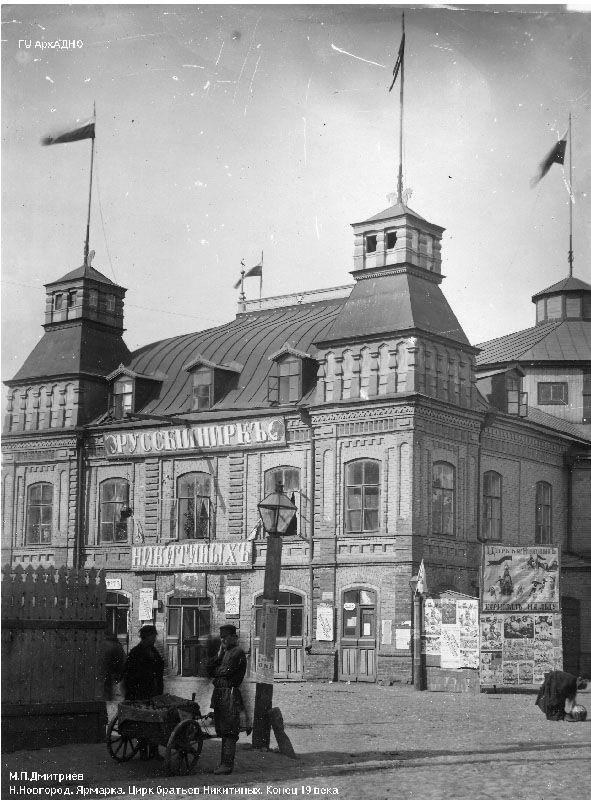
[416,560,428,595]
[388,30,405,92]
[41,117,95,146]
[531,136,567,186]
[233,262,262,289]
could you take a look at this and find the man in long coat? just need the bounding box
[208,624,247,775]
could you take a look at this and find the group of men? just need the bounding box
[105,623,246,775]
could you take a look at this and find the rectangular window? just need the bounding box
[53,293,64,311]
[546,296,562,319]
[536,300,545,323]
[386,231,397,249]
[99,479,129,543]
[278,358,301,404]
[535,482,552,544]
[565,297,581,318]
[26,483,53,545]
[365,234,377,254]
[88,289,98,308]
[193,368,213,410]
[537,382,567,405]
[67,290,77,308]
[432,463,455,536]
[113,379,133,418]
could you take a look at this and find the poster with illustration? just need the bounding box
[482,546,560,612]
[421,597,479,667]
[480,612,563,686]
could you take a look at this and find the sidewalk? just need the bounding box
[3,682,590,800]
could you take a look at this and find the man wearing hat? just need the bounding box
[208,624,247,775]
[122,624,164,759]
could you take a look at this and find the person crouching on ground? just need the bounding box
[208,624,247,775]
[123,624,164,759]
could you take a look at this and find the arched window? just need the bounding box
[264,466,300,534]
[432,462,455,536]
[483,471,502,540]
[99,478,130,543]
[344,459,380,534]
[26,482,53,544]
[177,472,212,539]
[535,482,552,544]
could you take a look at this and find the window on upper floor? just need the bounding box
[506,374,528,417]
[344,459,380,534]
[565,297,582,318]
[546,296,562,319]
[112,379,133,419]
[535,482,552,544]
[538,382,568,405]
[265,466,300,535]
[89,289,98,309]
[278,356,301,404]
[432,462,455,536]
[268,352,317,406]
[106,294,116,312]
[67,290,77,308]
[482,471,502,541]
[99,478,130,543]
[365,234,377,254]
[26,482,53,545]
[386,230,397,249]
[53,293,64,311]
[176,472,212,540]
[192,367,213,410]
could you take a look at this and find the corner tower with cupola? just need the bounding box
[4,263,130,433]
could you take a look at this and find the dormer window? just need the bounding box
[268,346,318,405]
[365,234,377,254]
[192,367,213,410]
[386,230,397,249]
[113,379,133,419]
[506,375,528,417]
[184,355,241,411]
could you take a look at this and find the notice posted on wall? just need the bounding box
[480,612,563,686]
[422,597,479,668]
[138,587,154,621]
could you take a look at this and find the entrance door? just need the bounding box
[167,596,212,676]
[254,591,305,679]
[106,592,130,653]
[562,597,581,676]
[340,588,376,682]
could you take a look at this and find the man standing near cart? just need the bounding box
[123,624,164,759]
[208,624,247,775]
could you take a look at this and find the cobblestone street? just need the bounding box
[3,682,590,800]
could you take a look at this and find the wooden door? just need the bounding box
[340,589,376,682]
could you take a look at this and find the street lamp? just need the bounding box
[409,576,425,691]
[251,484,297,750]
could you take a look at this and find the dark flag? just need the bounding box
[41,118,95,146]
[233,262,262,289]
[388,31,405,92]
[531,137,567,186]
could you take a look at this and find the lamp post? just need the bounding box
[251,484,297,750]
[409,577,425,691]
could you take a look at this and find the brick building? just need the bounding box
[3,199,590,684]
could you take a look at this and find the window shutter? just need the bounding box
[268,366,279,404]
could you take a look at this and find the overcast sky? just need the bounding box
[2,3,590,386]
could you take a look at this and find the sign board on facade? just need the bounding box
[482,546,560,612]
[102,417,286,458]
[395,628,411,650]
[132,541,253,571]
[106,578,122,591]
[316,603,334,642]
[138,588,154,621]
[174,572,206,597]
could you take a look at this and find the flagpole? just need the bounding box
[83,102,96,269]
[397,13,405,203]
[568,112,573,277]
[260,250,263,299]
[239,261,246,303]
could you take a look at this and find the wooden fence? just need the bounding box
[1,564,108,751]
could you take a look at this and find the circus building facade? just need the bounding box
[3,199,591,685]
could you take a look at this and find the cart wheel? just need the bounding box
[165,719,203,775]
[106,716,141,762]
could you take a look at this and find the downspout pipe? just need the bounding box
[300,408,315,653]
[74,431,86,569]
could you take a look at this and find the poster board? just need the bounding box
[422,597,479,668]
[480,546,562,686]
[482,546,560,612]
[480,612,563,686]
